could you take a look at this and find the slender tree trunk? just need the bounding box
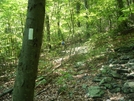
[46,14,51,49]
[84,0,90,37]
[76,1,81,27]
[99,18,102,32]
[76,1,82,42]
[13,0,45,101]
[108,16,112,31]
[56,1,64,41]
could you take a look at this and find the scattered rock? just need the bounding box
[86,86,105,98]
[92,51,134,100]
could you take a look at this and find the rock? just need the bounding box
[118,60,128,64]
[112,60,119,64]
[116,69,130,74]
[110,71,123,79]
[92,77,102,82]
[129,59,134,63]
[124,81,134,88]
[122,81,134,93]
[100,83,113,89]
[114,45,134,53]
[74,61,84,68]
[125,63,134,70]
[127,74,134,79]
[108,83,122,93]
[106,99,111,101]
[108,59,114,63]
[86,86,105,98]
[110,87,121,93]
[109,64,117,68]
[120,55,130,60]
[127,82,134,88]
[99,77,113,84]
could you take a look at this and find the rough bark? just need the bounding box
[13,0,45,101]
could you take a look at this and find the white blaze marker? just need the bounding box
[28,28,33,40]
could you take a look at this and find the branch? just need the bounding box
[0,88,13,98]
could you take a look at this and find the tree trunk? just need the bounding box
[76,1,81,27]
[46,14,51,49]
[84,0,90,37]
[76,1,82,42]
[13,0,45,101]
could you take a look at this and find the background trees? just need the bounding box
[0,0,27,77]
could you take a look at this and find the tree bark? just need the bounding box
[13,0,45,101]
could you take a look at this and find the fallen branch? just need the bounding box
[0,88,13,98]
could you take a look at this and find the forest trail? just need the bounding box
[53,45,89,67]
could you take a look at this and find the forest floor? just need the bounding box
[0,32,134,101]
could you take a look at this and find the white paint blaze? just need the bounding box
[28,28,33,40]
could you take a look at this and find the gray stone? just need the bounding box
[127,74,134,79]
[112,60,119,64]
[86,86,105,98]
[100,66,111,74]
[110,87,121,93]
[117,69,130,74]
[122,81,134,93]
[74,61,84,68]
[120,55,130,60]
[92,77,102,82]
[100,83,113,89]
[118,60,128,64]
[129,59,134,63]
[124,81,134,88]
[110,71,122,79]
[99,77,113,84]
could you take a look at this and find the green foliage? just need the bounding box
[56,71,72,85]
[0,0,27,77]
[36,77,47,87]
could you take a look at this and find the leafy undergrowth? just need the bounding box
[0,31,134,101]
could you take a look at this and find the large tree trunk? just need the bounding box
[13,0,45,101]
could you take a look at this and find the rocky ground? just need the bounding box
[0,45,134,101]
